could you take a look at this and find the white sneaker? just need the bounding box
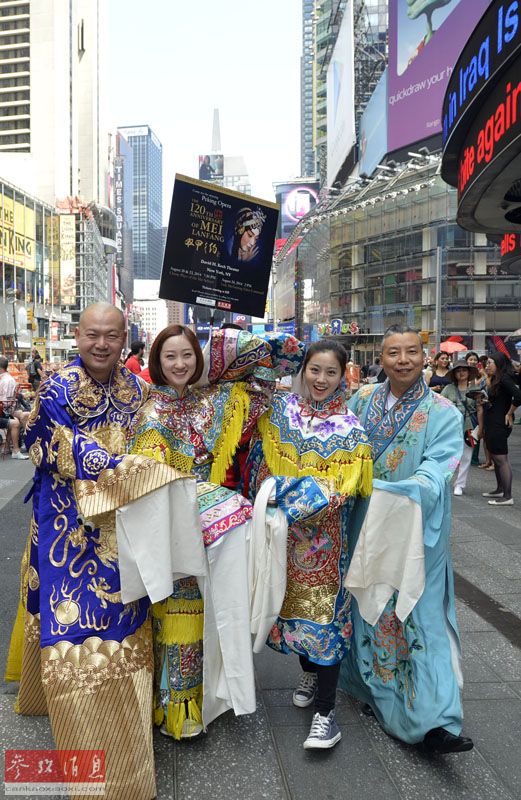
[159,719,204,740]
[453,487,463,496]
[11,451,29,460]
[303,711,341,750]
[181,719,204,739]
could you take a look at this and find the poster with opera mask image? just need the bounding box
[159,174,279,317]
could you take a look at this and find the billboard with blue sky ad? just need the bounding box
[387,0,491,152]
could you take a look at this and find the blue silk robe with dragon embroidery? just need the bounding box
[11,358,182,800]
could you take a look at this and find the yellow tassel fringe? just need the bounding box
[163,692,203,740]
[135,436,195,476]
[4,601,24,682]
[154,705,165,726]
[152,597,204,645]
[132,387,250,484]
[209,383,250,485]
[151,597,204,618]
[258,412,373,498]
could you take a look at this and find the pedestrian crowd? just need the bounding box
[3,304,521,799]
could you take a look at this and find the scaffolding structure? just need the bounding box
[76,212,109,322]
[313,0,387,187]
[352,0,388,141]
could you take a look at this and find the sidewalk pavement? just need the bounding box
[0,431,520,799]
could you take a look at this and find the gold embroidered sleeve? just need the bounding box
[47,425,76,478]
[75,454,192,517]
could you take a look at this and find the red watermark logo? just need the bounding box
[4,750,105,796]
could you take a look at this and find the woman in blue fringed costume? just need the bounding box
[243,340,372,750]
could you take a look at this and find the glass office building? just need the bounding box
[301,0,315,178]
[275,159,511,358]
[274,0,515,359]
[117,125,163,280]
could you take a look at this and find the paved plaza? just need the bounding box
[1,429,520,799]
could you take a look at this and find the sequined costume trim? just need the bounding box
[75,455,187,517]
[152,580,204,740]
[41,619,153,692]
[129,382,251,486]
[48,359,146,419]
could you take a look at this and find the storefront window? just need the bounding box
[4,264,14,294]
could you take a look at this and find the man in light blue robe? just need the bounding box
[341,326,474,753]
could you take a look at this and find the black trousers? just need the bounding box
[299,655,341,716]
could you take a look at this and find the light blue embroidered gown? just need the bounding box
[340,378,465,744]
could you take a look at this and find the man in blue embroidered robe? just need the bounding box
[341,326,474,754]
[8,304,184,800]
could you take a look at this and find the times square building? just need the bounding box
[274,0,519,361]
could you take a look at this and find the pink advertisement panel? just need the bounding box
[387,0,491,152]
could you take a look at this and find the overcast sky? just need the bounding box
[108,0,302,224]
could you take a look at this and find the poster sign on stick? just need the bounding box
[160,174,278,317]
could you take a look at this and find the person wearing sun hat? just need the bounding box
[441,356,480,496]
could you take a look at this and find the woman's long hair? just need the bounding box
[432,351,449,370]
[148,325,204,387]
[487,352,515,397]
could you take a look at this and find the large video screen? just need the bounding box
[275,182,319,238]
[198,154,224,181]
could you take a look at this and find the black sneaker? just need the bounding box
[292,671,317,708]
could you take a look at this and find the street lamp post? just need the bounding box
[5,289,19,362]
[271,264,277,331]
[434,246,442,353]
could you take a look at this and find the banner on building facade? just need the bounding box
[59,215,76,305]
[274,182,319,239]
[160,174,279,317]
[45,216,60,306]
[32,337,46,355]
[198,154,224,180]
[114,156,124,268]
[0,195,36,271]
[326,1,355,187]
[359,69,388,177]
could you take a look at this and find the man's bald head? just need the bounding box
[75,303,126,383]
[78,303,125,331]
